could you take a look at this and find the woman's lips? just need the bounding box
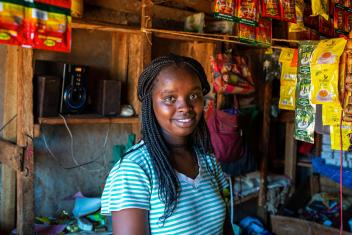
[173,118,195,128]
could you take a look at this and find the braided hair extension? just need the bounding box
[137,54,215,222]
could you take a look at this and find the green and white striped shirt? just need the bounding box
[101,141,229,235]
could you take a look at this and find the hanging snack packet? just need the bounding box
[237,0,259,26]
[0,1,25,46]
[239,23,256,44]
[256,18,272,47]
[330,125,352,151]
[213,0,237,22]
[322,104,342,126]
[261,0,281,19]
[24,2,71,52]
[334,6,347,34]
[280,0,296,22]
[346,12,352,33]
[279,48,298,110]
[288,0,306,32]
[295,41,318,143]
[311,0,329,21]
[310,38,347,105]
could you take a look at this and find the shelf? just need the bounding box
[235,192,259,205]
[38,115,140,125]
[72,18,141,34]
[297,160,312,168]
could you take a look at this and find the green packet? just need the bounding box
[294,41,318,143]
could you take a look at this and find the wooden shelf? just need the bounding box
[72,18,141,34]
[235,192,259,205]
[38,115,139,125]
[297,160,312,168]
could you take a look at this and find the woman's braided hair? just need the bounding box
[137,54,214,221]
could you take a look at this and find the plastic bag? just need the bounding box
[288,0,306,32]
[330,125,352,151]
[312,0,329,21]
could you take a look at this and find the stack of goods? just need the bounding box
[0,0,71,52]
[321,133,352,168]
[300,192,352,227]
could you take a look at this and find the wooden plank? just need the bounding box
[38,116,140,125]
[16,48,34,235]
[87,0,195,22]
[0,45,17,234]
[72,18,140,34]
[0,140,21,171]
[257,81,272,222]
[271,215,352,235]
[284,122,297,183]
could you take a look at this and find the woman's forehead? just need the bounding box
[154,67,201,88]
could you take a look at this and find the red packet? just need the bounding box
[237,0,259,26]
[239,23,256,44]
[0,1,24,46]
[34,0,71,9]
[213,0,237,21]
[24,4,71,52]
[345,12,352,33]
[334,6,346,34]
[280,0,296,22]
[256,18,272,46]
[261,0,281,19]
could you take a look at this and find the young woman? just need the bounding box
[101,54,230,235]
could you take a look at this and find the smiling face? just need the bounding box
[152,65,205,145]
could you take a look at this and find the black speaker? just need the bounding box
[60,64,88,114]
[96,80,121,116]
[35,76,62,117]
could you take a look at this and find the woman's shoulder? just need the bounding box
[116,140,154,173]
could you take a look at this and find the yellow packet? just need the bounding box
[330,125,352,151]
[288,0,306,32]
[279,63,297,110]
[311,38,347,65]
[322,104,342,126]
[311,0,329,21]
[311,64,339,104]
[311,38,347,105]
[279,48,295,63]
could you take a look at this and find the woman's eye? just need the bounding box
[190,93,199,100]
[164,96,176,103]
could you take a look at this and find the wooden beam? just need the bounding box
[86,0,195,22]
[0,45,18,234]
[284,122,297,183]
[257,81,272,223]
[16,48,34,235]
[72,18,140,34]
[0,140,22,171]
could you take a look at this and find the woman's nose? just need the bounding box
[177,98,192,112]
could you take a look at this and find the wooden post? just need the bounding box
[258,81,272,223]
[0,46,18,234]
[284,122,297,185]
[16,48,34,235]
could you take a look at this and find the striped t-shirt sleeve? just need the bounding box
[101,158,151,215]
